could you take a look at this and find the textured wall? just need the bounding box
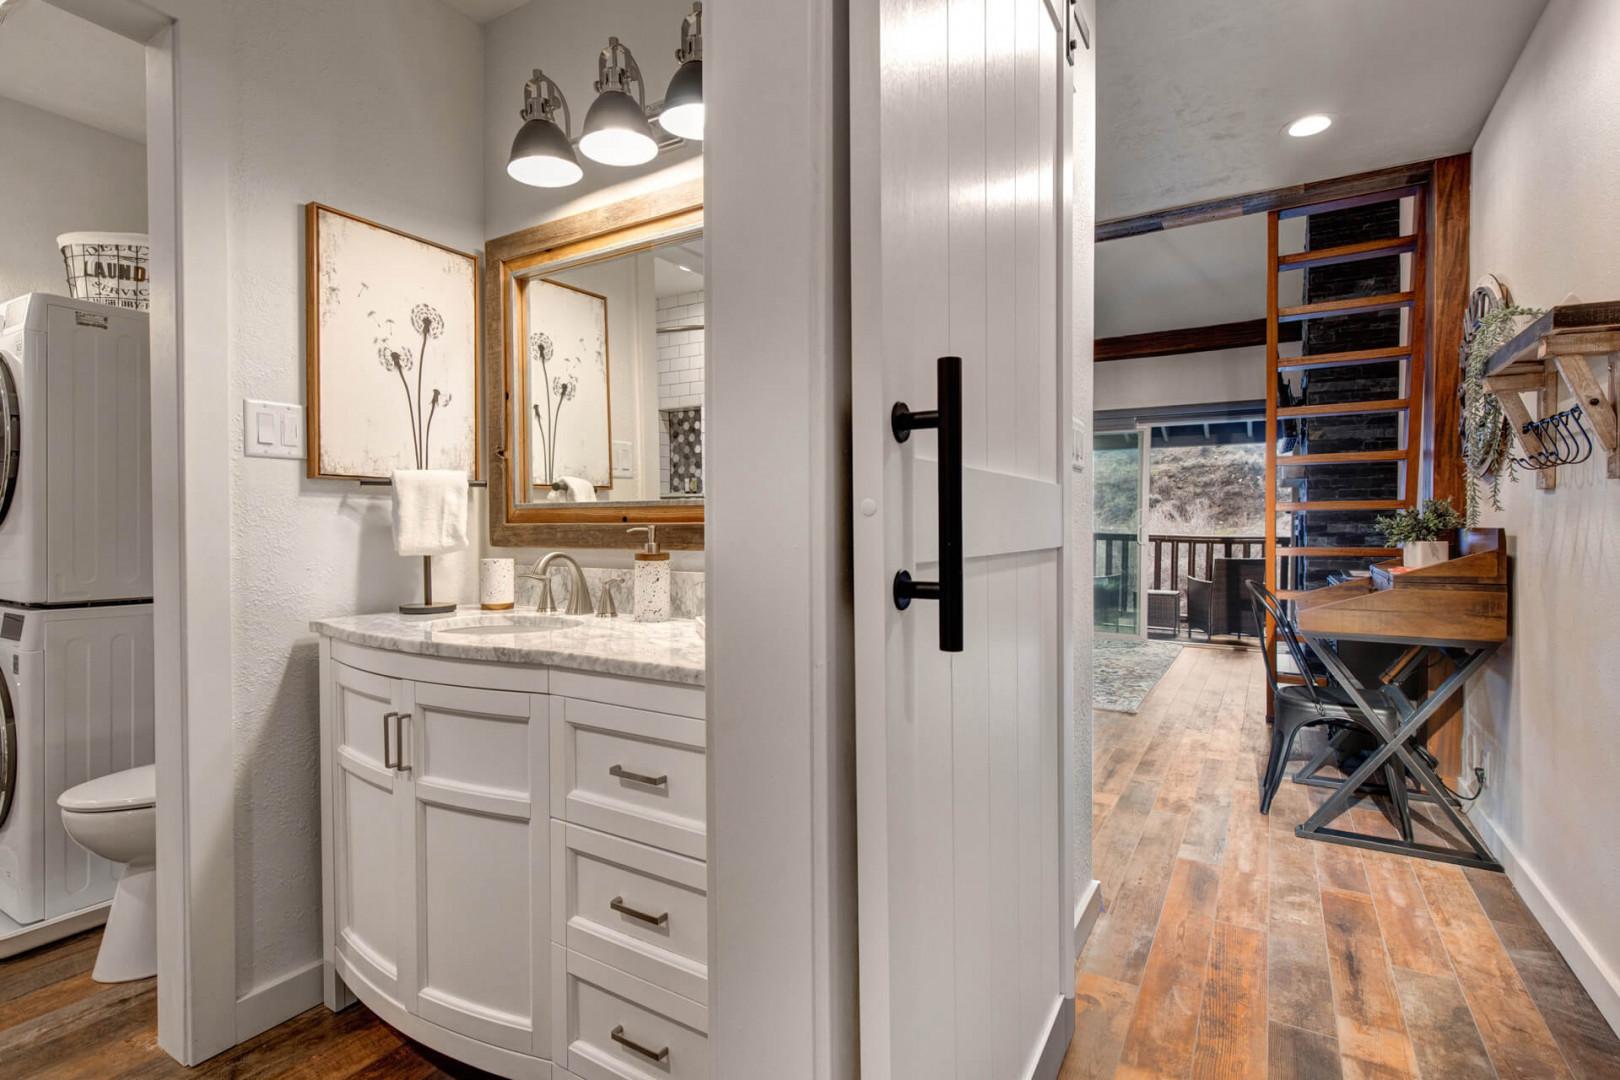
[0,96,147,304]
[223,0,485,1000]
[1468,0,1620,1031]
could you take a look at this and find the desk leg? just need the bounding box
[1296,642,1502,870]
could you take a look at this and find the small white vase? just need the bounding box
[1402,541,1450,569]
[480,558,514,610]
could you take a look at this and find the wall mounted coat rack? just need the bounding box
[1482,301,1620,487]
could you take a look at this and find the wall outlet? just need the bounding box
[612,440,634,478]
[243,399,304,460]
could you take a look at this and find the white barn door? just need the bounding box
[851,0,1076,1076]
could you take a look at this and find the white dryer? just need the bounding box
[0,294,152,606]
[0,603,154,948]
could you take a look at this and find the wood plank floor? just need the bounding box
[0,931,496,1079]
[6,645,1616,1078]
[1060,645,1620,1080]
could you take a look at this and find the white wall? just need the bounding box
[223,0,486,1004]
[1095,346,1265,413]
[0,95,146,303]
[1468,0,1620,1032]
[481,0,701,240]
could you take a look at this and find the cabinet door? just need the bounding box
[405,681,548,1058]
[331,663,416,1009]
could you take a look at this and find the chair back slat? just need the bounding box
[1245,579,1322,706]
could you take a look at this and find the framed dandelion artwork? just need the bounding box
[518,278,612,492]
[305,203,481,480]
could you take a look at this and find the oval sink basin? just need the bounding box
[431,614,575,636]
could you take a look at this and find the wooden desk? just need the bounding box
[1291,529,1508,870]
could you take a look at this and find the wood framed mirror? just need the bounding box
[484,180,703,549]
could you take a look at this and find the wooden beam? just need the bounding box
[1277,398,1410,419]
[1096,160,1435,242]
[1277,234,1416,271]
[1428,154,1470,509]
[1277,291,1415,322]
[1095,318,1301,362]
[1278,449,1408,466]
[1272,345,1411,371]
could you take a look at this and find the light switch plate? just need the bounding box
[1070,417,1087,472]
[243,399,304,460]
[612,440,634,478]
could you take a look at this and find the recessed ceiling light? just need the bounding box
[1287,114,1333,138]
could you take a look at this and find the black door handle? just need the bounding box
[891,355,963,652]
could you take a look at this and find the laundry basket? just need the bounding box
[57,232,151,310]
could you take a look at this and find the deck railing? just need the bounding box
[1093,532,1266,592]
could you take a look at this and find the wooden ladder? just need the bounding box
[1263,188,1428,685]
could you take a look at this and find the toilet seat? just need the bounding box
[58,764,156,813]
[57,765,158,982]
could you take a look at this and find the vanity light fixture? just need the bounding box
[580,37,659,167]
[505,4,706,187]
[1286,113,1333,138]
[506,69,583,188]
[657,3,704,142]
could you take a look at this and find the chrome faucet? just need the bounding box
[520,552,593,615]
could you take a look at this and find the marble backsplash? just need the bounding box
[513,566,704,619]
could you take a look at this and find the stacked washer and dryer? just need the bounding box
[0,293,154,957]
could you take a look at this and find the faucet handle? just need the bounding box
[595,581,618,618]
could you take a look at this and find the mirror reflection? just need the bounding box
[513,234,705,508]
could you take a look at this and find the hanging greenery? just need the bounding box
[1462,303,1543,524]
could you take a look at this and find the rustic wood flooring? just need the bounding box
[0,930,494,1078]
[5,645,1616,1078]
[1059,645,1620,1080]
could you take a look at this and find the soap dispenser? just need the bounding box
[627,526,671,622]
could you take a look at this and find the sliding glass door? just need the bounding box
[1093,428,1146,637]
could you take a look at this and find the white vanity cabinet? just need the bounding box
[316,627,708,1080]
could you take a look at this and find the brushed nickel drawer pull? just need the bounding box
[395,712,411,774]
[610,896,670,927]
[611,1024,670,1064]
[609,764,668,788]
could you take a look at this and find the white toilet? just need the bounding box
[58,765,158,982]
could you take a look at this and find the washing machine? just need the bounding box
[0,294,152,606]
[0,603,154,951]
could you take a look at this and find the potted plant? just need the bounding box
[1374,499,1465,569]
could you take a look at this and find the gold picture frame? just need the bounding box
[484,180,703,549]
[306,203,482,481]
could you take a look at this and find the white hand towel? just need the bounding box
[545,475,598,503]
[391,469,469,556]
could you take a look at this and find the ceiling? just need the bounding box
[442,0,530,24]
[1097,0,1548,221]
[654,240,705,298]
[0,0,144,142]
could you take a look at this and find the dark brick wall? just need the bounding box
[1292,201,1406,582]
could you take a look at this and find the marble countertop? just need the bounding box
[310,608,705,686]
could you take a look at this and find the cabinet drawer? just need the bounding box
[551,698,706,859]
[552,822,707,1005]
[554,948,709,1080]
